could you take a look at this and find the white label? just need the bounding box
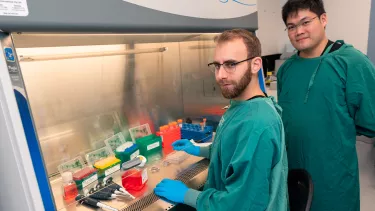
[123,0,256,19]
[82,174,98,188]
[105,164,120,176]
[130,150,140,160]
[0,0,28,16]
[147,142,160,151]
[141,169,148,184]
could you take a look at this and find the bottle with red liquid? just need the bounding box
[62,172,79,203]
[121,167,148,194]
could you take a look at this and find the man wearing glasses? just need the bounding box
[154,29,288,210]
[277,0,375,211]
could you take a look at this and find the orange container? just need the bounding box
[157,123,181,155]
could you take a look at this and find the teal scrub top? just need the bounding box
[184,97,289,211]
[277,41,375,211]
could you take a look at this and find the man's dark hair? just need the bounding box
[282,0,326,25]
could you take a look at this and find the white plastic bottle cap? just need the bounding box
[137,155,147,167]
[62,172,73,183]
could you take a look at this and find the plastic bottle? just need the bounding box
[163,126,168,132]
[265,72,273,85]
[168,122,175,130]
[177,119,183,128]
[62,172,79,202]
[121,167,148,192]
[174,122,178,129]
[200,122,204,131]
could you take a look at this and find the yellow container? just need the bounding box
[94,156,121,179]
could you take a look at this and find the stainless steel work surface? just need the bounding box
[51,154,209,211]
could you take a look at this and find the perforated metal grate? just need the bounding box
[120,159,209,211]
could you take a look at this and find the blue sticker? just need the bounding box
[4,48,15,62]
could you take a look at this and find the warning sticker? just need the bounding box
[0,0,28,16]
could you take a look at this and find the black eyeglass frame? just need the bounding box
[207,57,255,73]
[284,16,319,32]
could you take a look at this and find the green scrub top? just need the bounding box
[184,97,289,211]
[277,40,375,211]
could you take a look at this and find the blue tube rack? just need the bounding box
[181,123,213,143]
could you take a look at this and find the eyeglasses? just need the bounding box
[285,16,319,32]
[207,57,255,73]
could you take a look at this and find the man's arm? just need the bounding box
[198,145,211,159]
[346,56,375,137]
[184,125,282,210]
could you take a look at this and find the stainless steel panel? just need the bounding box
[179,40,229,117]
[13,33,223,176]
[11,33,225,210]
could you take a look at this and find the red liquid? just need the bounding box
[63,184,78,202]
[122,169,147,191]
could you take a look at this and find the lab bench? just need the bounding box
[51,155,209,211]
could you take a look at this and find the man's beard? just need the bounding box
[218,68,252,99]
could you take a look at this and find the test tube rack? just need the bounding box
[157,124,181,154]
[181,123,213,143]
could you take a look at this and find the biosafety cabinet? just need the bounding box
[0,1,262,210]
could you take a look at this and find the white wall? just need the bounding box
[257,0,288,55]
[257,0,372,55]
[325,0,372,54]
[356,137,375,211]
[368,0,375,62]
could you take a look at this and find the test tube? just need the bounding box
[173,121,178,128]
[177,119,183,128]
[169,122,174,129]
